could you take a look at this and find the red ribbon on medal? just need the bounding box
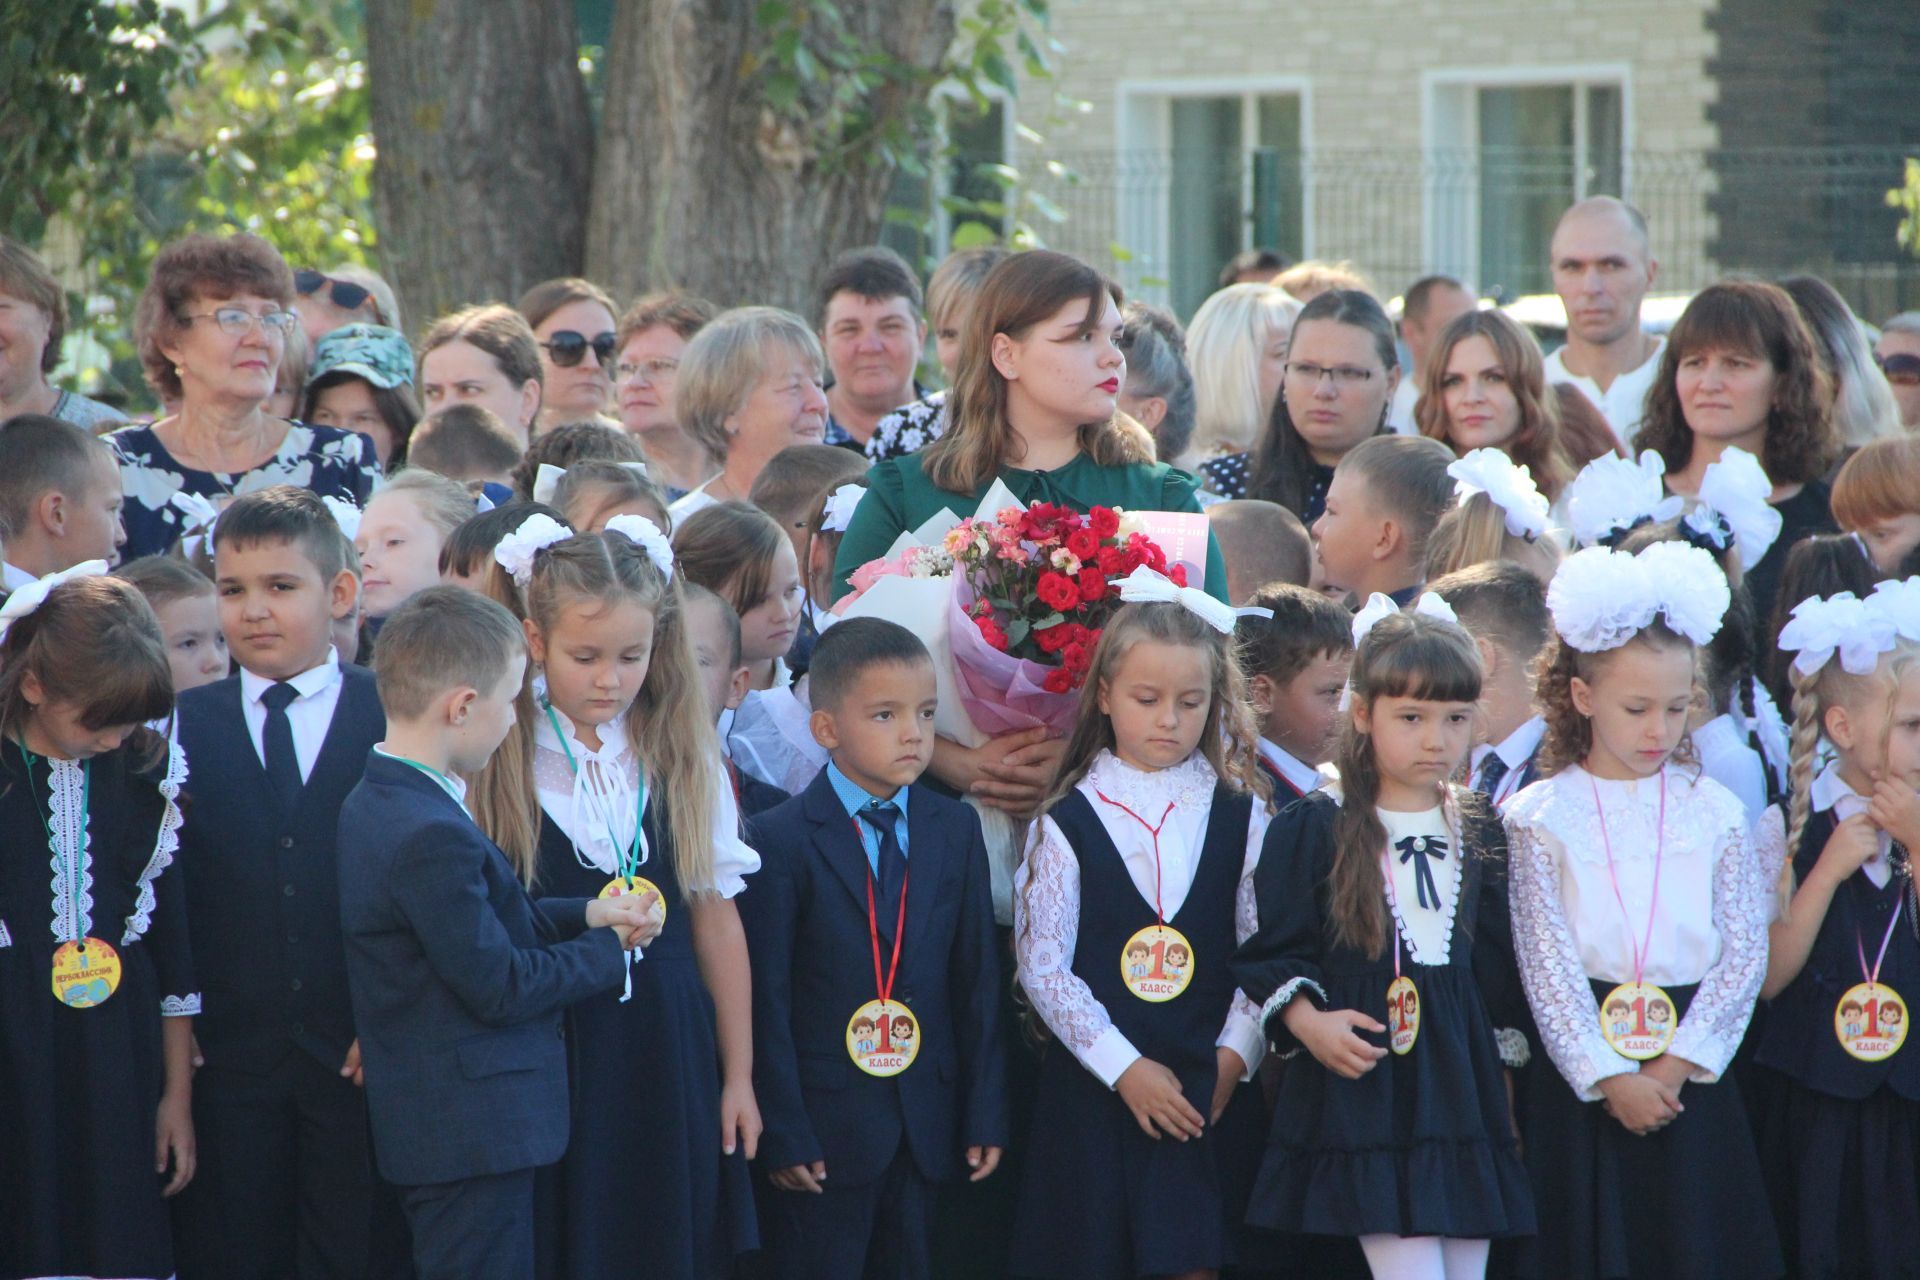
[855,818,909,1045]
[1094,793,1177,924]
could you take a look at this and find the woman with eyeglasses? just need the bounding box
[613,291,720,501]
[416,303,544,446]
[109,233,383,559]
[1207,288,1397,523]
[520,276,620,433]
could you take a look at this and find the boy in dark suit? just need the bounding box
[741,617,1008,1280]
[338,587,659,1280]
[169,485,392,1278]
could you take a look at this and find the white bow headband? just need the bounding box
[1339,592,1461,710]
[1546,542,1729,653]
[1680,447,1782,573]
[1114,565,1236,633]
[531,460,650,506]
[1447,448,1549,541]
[603,514,675,580]
[1776,578,1920,679]
[0,560,111,641]
[822,483,866,534]
[492,513,573,587]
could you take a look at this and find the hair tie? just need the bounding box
[1546,543,1728,653]
[822,483,866,534]
[603,514,675,580]
[0,560,111,641]
[492,513,572,587]
[1564,450,1684,549]
[1114,565,1236,633]
[1681,447,1782,572]
[1447,448,1549,541]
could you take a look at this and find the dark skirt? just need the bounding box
[0,938,173,1280]
[1246,961,1535,1241]
[1516,981,1782,1280]
[1760,1078,1920,1280]
[1009,1040,1231,1279]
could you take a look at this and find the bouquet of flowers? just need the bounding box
[943,502,1185,735]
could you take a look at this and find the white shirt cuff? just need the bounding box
[1080,1025,1143,1090]
[1217,1012,1266,1079]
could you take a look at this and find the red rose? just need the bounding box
[1066,528,1100,560]
[1034,622,1075,654]
[974,615,1009,652]
[1077,568,1108,601]
[1089,506,1121,539]
[1036,571,1082,612]
[1042,667,1074,694]
[1061,641,1091,674]
[1023,502,1073,539]
[1096,545,1128,575]
[1168,564,1188,588]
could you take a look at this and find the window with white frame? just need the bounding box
[1117,83,1308,321]
[1426,72,1626,300]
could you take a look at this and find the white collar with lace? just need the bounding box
[1082,749,1217,814]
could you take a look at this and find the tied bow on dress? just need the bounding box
[1396,833,1449,911]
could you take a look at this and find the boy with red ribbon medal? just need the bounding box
[1009,570,1281,1280]
[1506,544,1779,1280]
[0,568,196,1280]
[1232,591,1534,1280]
[741,617,1006,1280]
[1755,580,1920,1278]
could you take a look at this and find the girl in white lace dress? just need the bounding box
[0,571,197,1280]
[1010,583,1274,1280]
[1504,543,1781,1280]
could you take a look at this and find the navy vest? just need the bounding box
[1049,783,1250,1103]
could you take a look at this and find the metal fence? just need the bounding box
[1002,145,1920,324]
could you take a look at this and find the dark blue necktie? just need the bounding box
[1395,833,1449,911]
[261,682,303,812]
[858,800,907,939]
[1475,752,1510,799]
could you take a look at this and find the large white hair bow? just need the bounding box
[1447,448,1550,541]
[492,513,572,587]
[1777,592,1898,678]
[169,491,222,559]
[1564,450,1684,549]
[822,483,867,534]
[1351,591,1459,647]
[1546,543,1729,652]
[321,495,363,542]
[1682,447,1782,572]
[603,514,675,580]
[0,560,110,641]
[1868,577,1920,642]
[1115,565,1237,633]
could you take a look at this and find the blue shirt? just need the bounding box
[826,761,910,876]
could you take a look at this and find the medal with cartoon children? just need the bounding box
[847,820,917,1077]
[1097,791,1196,1002]
[1836,898,1908,1062]
[1593,774,1677,1060]
[25,749,123,1008]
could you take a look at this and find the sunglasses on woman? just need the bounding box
[541,330,618,368]
[294,269,372,314]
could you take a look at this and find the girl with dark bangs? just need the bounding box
[0,570,198,1280]
[1638,280,1842,638]
[1232,600,1535,1279]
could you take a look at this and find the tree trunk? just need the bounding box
[364,0,594,329]
[586,0,955,315]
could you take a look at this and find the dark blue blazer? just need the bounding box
[741,769,1008,1188]
[337,751,627,1187]
[175,664,383,1075]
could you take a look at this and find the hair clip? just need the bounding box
[1447,448,1549,541]
[492,513,573,586]
[603,514,675,580]
[822,483,867,534]
[1114,565,1236,633]
[0,560,111,641]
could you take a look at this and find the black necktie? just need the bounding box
[261,682,303,812]
[858,801,907,939]
[1476,752,1510,799]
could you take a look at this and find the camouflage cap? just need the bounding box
[309,323,414,389]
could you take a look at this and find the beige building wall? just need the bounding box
[1009,0,1719,314]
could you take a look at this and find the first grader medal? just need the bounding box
[1592,773,1677,1060]
[1379,848,1419,1054]
[850,824,915,1078]
[1096,792,1196,1003]
[25,749,120,1009]
[1838,901,1908,1063]
[549,705,667,932]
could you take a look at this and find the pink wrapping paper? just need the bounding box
[946,578,1081,739]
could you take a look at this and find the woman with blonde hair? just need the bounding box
[1182,282,1301,465]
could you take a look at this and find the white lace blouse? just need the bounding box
[533,704,759,898]
[1014,750,1269,1089]
[1504,764,1772,1100]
